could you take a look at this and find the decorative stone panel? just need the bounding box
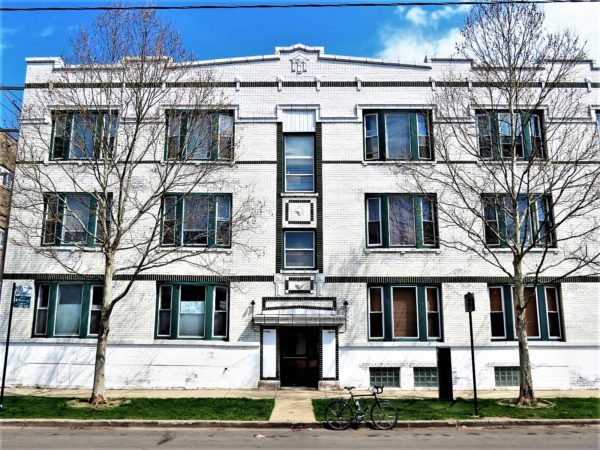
[283,198,317,228]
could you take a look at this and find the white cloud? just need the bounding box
[377,28,461,64]
[406,7,428,27]
[37,26,56,38]
[0,27,19,35]
[544,3,600,62]
[431,5,470,22]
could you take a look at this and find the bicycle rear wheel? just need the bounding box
[370,400,398,430]
[325,399,354,430]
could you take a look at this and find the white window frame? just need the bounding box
[366,197,383,247]
[384,112,411,160]
[215,196,231,246]
[177,285,206,339]
[53,283,83,337]
[511,286,541,339]
[181,196,209,246]
[0,165,13,188]
[157,285,173,338]
[420,197,437,247]
[0,228,5,248]
[87,285,103,336]
[488,286,507,339]
[212,286,229,338]
[363,113,379,160]
[391,286,419,339]
[217,113,234,159]
[368,286,385,340]
[416,113,431,160]
[544,286,562,340]
[284,134,315,193]
[34,284,50,336]
[425,286,441,339]
[387,196,417,247]
[283,230,315,269]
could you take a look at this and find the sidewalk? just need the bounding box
[5,387,599,424]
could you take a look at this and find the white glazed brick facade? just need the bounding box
[1,45,599,390]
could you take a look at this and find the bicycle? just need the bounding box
[324,385,398,430]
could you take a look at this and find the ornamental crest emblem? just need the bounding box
[290,56,308,74]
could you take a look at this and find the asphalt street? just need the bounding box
[0,425,599,449]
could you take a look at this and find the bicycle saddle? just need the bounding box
[344,386,356,390]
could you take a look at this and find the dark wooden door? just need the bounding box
[280,327,319,388]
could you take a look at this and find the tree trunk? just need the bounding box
[90,257,114,405]
[514,261,537,406]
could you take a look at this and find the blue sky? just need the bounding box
[0,0,598,126]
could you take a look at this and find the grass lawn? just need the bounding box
[313,397,600,421]
[0,396,274,421]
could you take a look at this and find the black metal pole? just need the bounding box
[468,310,479,416]
[0,282,16,412]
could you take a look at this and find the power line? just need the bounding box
[1,0,598,12]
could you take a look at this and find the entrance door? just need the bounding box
[280,327,319,388]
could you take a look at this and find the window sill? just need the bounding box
[280,269,319,274]
[364,247,441,255]
[488,247,559,253]
[361,160,435,166]
[157,247,232,254]
[280,192,318,198]
[39,246,102,252]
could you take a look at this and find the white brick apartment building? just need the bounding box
[1,44,599,391]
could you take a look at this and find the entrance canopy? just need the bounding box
[251,296,346,326]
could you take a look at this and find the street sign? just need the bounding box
[13,284,32,308]
[464,292,475,312]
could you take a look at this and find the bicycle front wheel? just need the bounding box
[325,399,354,430]
[370,400,398,430]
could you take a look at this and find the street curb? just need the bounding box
[0,418,598,429]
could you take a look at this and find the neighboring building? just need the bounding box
[0,45,598,391]
[0,131,16,275]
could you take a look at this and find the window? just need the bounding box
[51,111,118,160]
[476,111,545,159]
[489,287,506,339]
[495,367,520,387]
[368,287,384,339]
[414,367,438,388]
[0,229,5,248]
[161,194,231,247]
[0,166,12,188]
[368,285,442,341]
[284,134,314,192]
[33,282,102,338]
[88,285,104,335]
[482,194,555,248]
[370,367,400,387]
[366,194,438,248]
[487,285,562,340]
[155,284,228,340]
[165,110,234,160]
[363,111,432,161]
[42,193,109,247]
[284,231,315,269]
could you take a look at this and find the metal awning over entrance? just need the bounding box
[251,296,347,327]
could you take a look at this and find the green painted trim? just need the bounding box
[46,284,57,338]
[383,286,392,341]
[315,123,323,272]
[417,285,427,339]
[537,285,549,341]
[409,113,419,161]
[275,122,284,272]
[415,196,424,248]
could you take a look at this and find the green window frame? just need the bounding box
[482,194,555,248]
[161,194,231,247]
[164,110,234,161]
[367,285,443,342]
[487,285,563,341]
[155,283,229,340]
[32,282,104,339]
[476,110,546,160]
[42,192,110,247]
[50,111,118,160]
[365,194,438,248]
[363,110,432,161]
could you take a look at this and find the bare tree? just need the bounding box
[14,8,261,404]
[404,3,599,406]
